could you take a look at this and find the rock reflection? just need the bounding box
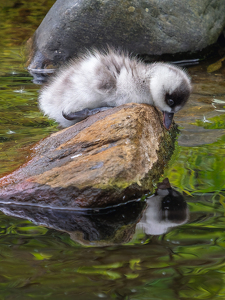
[0,201,145,246]
[0,179,188,245]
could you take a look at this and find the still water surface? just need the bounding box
[0,1,225,299]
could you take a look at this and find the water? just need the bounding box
[1,1,225,299]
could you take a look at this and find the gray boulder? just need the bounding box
[28,0,225,69]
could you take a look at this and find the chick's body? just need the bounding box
[39,48,191,128]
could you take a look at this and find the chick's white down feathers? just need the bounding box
[39,48,191,128]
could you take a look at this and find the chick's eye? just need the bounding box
[168,99,174,107]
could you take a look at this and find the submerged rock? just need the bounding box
[0,103,178,209]
[28,0,225,69]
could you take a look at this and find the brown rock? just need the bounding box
[0,103,178,209]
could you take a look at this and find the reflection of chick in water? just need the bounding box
[137,178,188,235]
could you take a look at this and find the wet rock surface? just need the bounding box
[28,0,225,69]
[0,103,178,209]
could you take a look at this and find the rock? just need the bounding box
[28,0,225,69]
[0,103,178,209]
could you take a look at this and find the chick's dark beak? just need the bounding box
[163,111,174,130]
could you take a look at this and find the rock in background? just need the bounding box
[0,104,178,209]
[28,0,225,69]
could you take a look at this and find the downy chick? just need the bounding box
[39,48,191,129]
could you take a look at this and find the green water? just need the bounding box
[0,0,57,176]
[1,1,225,299]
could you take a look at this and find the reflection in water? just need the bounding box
[0,178,188,245]
[28,68,55,84]
[0,200,146,246]
[138,178,188,236]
